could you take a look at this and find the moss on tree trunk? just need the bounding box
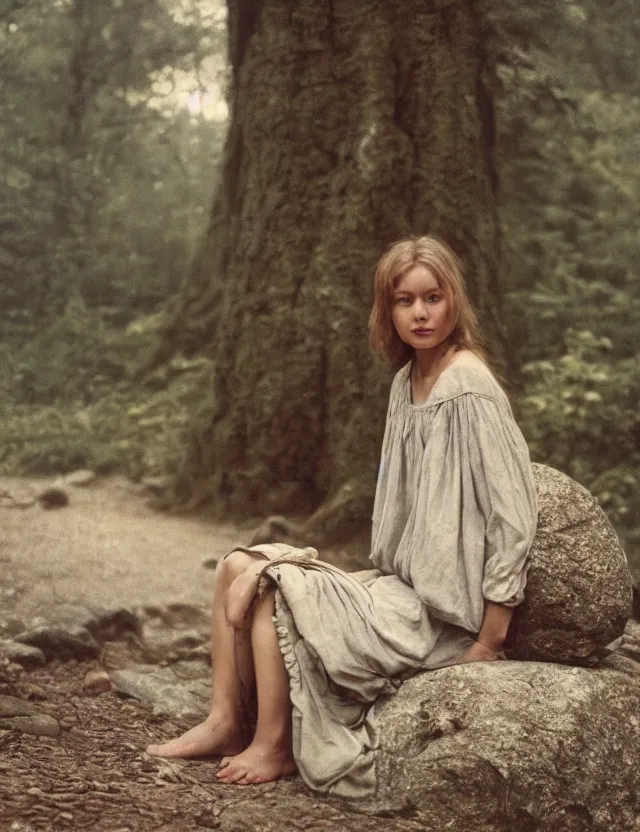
[163,0,505,542]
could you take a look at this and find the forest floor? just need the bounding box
[0,475,237,623]
[0,475,389,832]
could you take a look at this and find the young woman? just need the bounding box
[146,237,538,799]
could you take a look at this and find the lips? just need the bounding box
[412,328,434,335]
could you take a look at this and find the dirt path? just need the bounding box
[0,475,244,629]
[0,476,414,832]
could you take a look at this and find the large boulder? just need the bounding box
[507,463,633,664]
[211,661,640,832]
[371,662,640,830]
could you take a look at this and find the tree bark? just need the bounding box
[168,0,505,541]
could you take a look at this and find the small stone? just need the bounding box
[19,683,47,701]
[65,469,96,487]
[82,669,112,696]
[15,625,99,662]
[0,694,36,718]
[37,487,69,509]
[0,640,46,669]
[2,713,60,737]
[85,607,142,641]
[110,665,209,720]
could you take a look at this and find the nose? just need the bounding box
[413,299,429,320]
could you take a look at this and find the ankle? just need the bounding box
[252,725,292,750]
[207,705,239,729]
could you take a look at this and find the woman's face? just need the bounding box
[391,265,454,354]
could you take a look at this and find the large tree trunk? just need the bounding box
[167,0,505,542]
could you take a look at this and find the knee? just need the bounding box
[219,549,257,583]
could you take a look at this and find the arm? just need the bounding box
[477,601,513,651]
[461,601,513,662]
[462,394,537,662]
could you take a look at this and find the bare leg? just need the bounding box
[216,590,297,785]
[146,551,264,758]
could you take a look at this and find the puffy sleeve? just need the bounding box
[404,391,537,633]
[467,394,538,607]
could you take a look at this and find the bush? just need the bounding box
[0,304,214,480]
[520,328,640,571]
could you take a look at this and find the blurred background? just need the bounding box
[0,0,638,574]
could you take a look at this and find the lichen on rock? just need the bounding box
[507,463,633,664]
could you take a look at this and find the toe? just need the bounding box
[227,766,250,784]
[235,776,252,786]
[216,762,239,781]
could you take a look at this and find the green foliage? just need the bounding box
[1,0,639,579]
[0,1,224,489]
[493,0,640,571]
[520,329,640,567]
[0,0,225,318]
[0,308,214,478]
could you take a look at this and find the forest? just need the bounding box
[1,0,639,573]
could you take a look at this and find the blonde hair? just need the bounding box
[368,236,486,367]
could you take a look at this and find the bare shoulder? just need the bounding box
[449,350,495,381]
[449,349,490,374]
[438,349,505,402]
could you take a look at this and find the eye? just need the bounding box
[395,296,411,305]
[427,294,441,303]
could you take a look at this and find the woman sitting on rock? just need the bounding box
[146,236,538,798]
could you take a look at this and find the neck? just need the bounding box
[412,339,456,379]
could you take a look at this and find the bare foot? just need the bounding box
[459,641,502,663]
[216,742,297,785]
[146,716,244,759]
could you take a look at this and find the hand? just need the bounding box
[459,640,502,663]
[225,567,262,629]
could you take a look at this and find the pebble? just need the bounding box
[0,641,46,670]
[37,487,69,509]
[65,469,96,486]
[82,669,113,696]
[20,683,48,701]
[15,625,99,662]
[2,714,61,737]
[0,694,36,718]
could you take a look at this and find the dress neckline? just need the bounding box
[405,352,482,409]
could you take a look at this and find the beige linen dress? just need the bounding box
[236,355,538,799]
